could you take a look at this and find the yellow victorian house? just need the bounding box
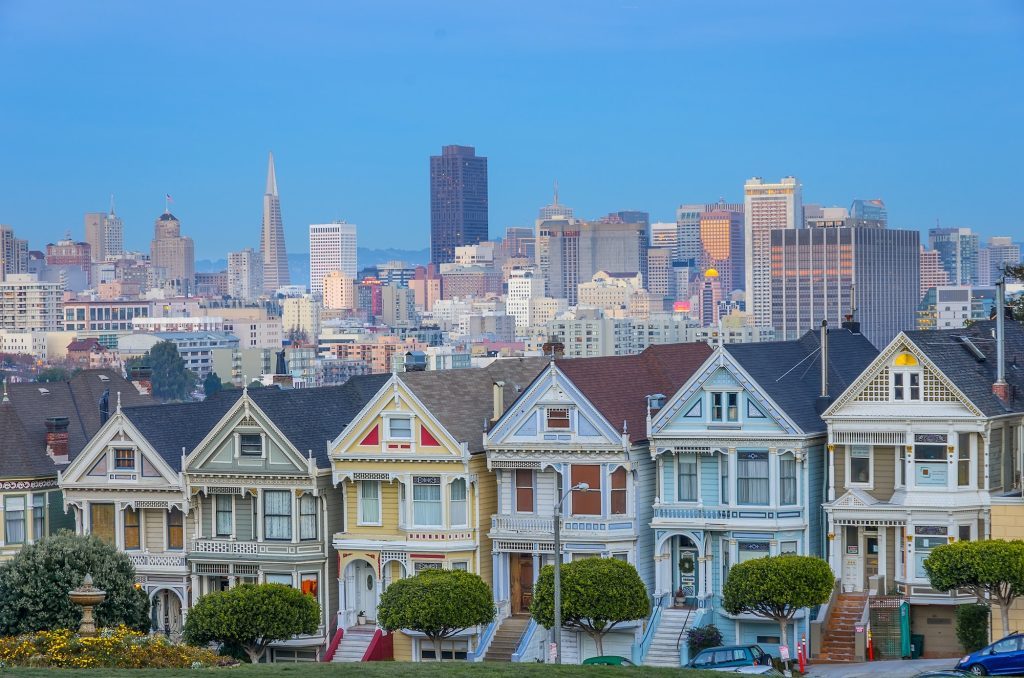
[328,358,546,662]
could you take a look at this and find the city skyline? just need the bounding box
[2,1,1022,258]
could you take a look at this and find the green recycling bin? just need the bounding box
[910,634,925,659]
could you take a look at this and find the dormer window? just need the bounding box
[711,392,739,422]
[892,353,921,401]
[239,434,263,456]
[546,408,571,430]
[113,448,135,470]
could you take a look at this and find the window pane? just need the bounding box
[32,495,45,541]
[266,573,293,586]
[388,418,412,439]
[167,508,184,549]
[736,453,769,505]
[449,479,467,526]
[413,480,442,526]
[360,481,380,524]
[726,393,738,421]
[570,465,601,515]
[914,444,945,461]
[124,507,140,549]
[546,408,570,429]
[264,490,292,540]
[610,468,627,515]
[90,503,115,544]
[678,454,697,501]
[300,573,318,597]
[240,434,262,456]
[300,494,317,540]
[514,470,534,512]
[216,494,233,536]
[780,455,797,505]
[4,496,26,544]
[114,448,135,470]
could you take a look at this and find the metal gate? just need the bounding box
[868,596,910,659]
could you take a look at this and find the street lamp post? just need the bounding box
[553,481,589,665]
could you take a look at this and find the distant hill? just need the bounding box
[195,247,431,287]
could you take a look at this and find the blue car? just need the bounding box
[957,633,1024,675]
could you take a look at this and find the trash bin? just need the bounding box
[910,634,925,659]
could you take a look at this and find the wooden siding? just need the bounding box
[470,454,494,589]
[833,445,846,498]
[630,444,656,594]
[807,443,825,558]
[868,446,896,501]
[142,508,164,550]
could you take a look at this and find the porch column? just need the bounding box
[291,491,300,544]
[827,445,836,502]
[114,503,124,549]
[25,492,34,544]
[879,527,888,592]
[190,574,200,606]
[255,489,263,541]
[492,552,500,601]
[228,575,237,589]
[532,553,540,584]
[827,520,839,577]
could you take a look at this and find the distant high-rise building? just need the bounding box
[0,274,63,331]
[506,268,546,329]
[260,152,290,293]
[323,271,356,311]
[503,226,536,260]
[382,286,416,327]
[536,218,580,304]
[978,236,1021,285]
[650,222,678,252]
[228,247,263,301]
[928,226,979,286]
[538,181,573,221]
[150,211,194,291]
[646,247,675,302]
[602,211,650,230]
[699,206,745,295]
[282,295,320,340]
[309,221,357,298]
[919,246,950,301]
[45,236,93,285]
[697,269,722,326]
[84,201,124,263]
[850,199,888,227]
[675,201,742,265]
[771,222,919,348]
[0,225,28,279]
[430,145,488,265]
[744,176,802,327]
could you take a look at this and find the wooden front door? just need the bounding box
[510,554,534,614]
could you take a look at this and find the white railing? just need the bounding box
[652,505,804,522]
[128,553,187,569]
[490,515,635,535]
[189,539,326,557]
[653,506,733,521]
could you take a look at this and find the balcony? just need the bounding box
[127,552,187,571]
[652,504,804,530]
[490,514,636,538]
[189,539,326,560]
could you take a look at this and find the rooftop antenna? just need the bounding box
[553,179,559,206]
[110,193,116,216]
[116,391,122,413]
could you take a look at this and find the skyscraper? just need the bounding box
[536,218,646,305]
[260,152,290,293]
[978,236,1021,285]
[309,221,357,298]
[228,247,263,301]
[650,222,678,252]
[429,145,488,265]
[150,211,195,291]
[84,202,124,263]
[538,181,573,221]
[744,176,802,327]
[770,222,919,348]
[699,207,745,295]
[0,225,28,279]
[928,226,979,286]
[850,199,888,227]
[919,246,950,301]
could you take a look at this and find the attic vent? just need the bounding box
[98,374,110,382]
[38,388,50,395]
[958,336,987,362]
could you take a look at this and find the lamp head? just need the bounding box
[576,482,590,491]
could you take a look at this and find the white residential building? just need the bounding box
[0,274,63,332]
[282,295,321,339]
[506,269,545,329]
[228,248,263,301]
[309,222,357,298]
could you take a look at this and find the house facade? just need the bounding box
[329,358,546,662]
[822,320,1024,653]
[483,344,713,664]
[646,326,877,660]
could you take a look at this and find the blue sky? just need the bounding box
[1,1,1022,258]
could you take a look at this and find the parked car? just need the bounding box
[688,644,773,670]
[712,666,785,676]
[956,633,1024,675]
[582,656,635,666]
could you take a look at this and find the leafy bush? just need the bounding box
[0,532,150,635]
[686,623,723,655]
[956,603,990,653]
[183,583,320,663]
[0,626,221,668]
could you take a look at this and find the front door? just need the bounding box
[353,560,379,623]
[677,545,698,607]
[842,527,863,592]
[864,535,879,584]
[510,553,534,614]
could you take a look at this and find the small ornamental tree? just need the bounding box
[203,372,223,398]
[183,583,320,663]
[377,568,495,661]
[925,539,1024,638]
[531,557,650,656]
[0,532,150,635]
[722,555,833,650]
[128,341,195,401]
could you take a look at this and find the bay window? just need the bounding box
[264,490,292,540]
[913,526,948,578]
[124,507,140,549]
[849,445,871,485]
[957,432,971,487]
[299,494,317,540]
[215,494,233,537]
[779,452,797,505]
[610,468,627,515]
[677,454,697,502]
[90,502,115,544]
[570,465,601,515]
[736,452,769,505]
[167,508,184,550]
[449,479,467,527]
[514,470,534,513]
[413,477,442,527]
[738,541,770,563]
[4,496,25,544]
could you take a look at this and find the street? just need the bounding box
[806,658,959,677]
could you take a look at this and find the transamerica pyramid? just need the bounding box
[260,151,290,292]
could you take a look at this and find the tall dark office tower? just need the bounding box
[430,145,488,265]
[261,152,290,293]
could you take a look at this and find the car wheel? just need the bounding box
[969,665,987,676]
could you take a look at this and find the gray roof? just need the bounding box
[399,358,549,454]
[0,370,153,479]
[121,374,390,471]
[904,320,1024,416]
[724,328,879,434]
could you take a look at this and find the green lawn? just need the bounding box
[2,662,710,677]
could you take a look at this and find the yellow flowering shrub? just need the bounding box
[0,625,221,668]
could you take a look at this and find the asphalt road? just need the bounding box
[805,657,959,677]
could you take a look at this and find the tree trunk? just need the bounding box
[245,644,264,664]
[594,631,604,657]
[779,619,789,663]
[432,636,443,661]
[1001,602,1011,640]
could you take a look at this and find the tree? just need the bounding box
[203,372,223,398]
[127,341,195,401]
[925,540,1024,638]
[377,569,494,661]
[36,366,73,382]
[722,555,833,651]
[183,583,320,663]
[0,532,150,635]
[530,557,649,656]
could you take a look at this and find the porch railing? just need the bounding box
[511,619,539,663]
[468,621,497,662]
[632,593,667,665]
[490,515,634,534]
[128,553,187,569]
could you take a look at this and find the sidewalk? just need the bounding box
[805,657,958,677]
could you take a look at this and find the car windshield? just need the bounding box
[991,637,1019,654]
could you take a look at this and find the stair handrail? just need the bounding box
[511,618,539,662]
[632,593,667,664]
[675,604,694,652]
[322,625,344,662]
[467,619,499,662]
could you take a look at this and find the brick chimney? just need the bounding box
[994,280,1010,405]
[45,416,70,463]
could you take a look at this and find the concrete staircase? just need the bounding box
[644,608,695,668]
[331,625,375,662]
[817,593,866,663]
[483,614,531,661]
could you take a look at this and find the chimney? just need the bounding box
[841,313,861,335]
[492,381,505,422]
[646,393,666,418]
[541,337,565,358]
[994,280,1010,404]
[129,365,152,396]
[45,416,70,462]
[99,388,110,426]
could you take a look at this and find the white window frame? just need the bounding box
[846,444,873,489]
[357,480,382,526]
[385,415,413,441]
[891,369,922,402]
[448,478,468,528]
[779,452,799,506]
[710,391,740,423]
[412,477,443,528]
[215,494,234,538]
[237,431,266,458]
[544,407,572,432]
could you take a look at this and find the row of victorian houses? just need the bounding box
[0,316,1021,664]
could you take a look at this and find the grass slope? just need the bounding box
[4,662,709,677]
